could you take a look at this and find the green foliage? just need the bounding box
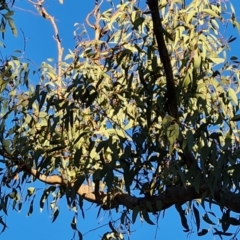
[0,0,240,239]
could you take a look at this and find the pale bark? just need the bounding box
[20,162,240,214]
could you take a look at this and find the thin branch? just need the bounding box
[19,28,27,53]
[28,0,63,86]
[28,0,43,6]
[13,5,41,16]
[85,0,103,40]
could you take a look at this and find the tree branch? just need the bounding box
[9,158,240,214]
[28,0,64,94]
[147,0,178,119]
[19,161,195,211]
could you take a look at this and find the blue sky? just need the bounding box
[1,0,240,239]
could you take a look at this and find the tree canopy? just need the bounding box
[0,0,240,239]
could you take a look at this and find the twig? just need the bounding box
[13,5,41,16]
[19,28,27,53]
[83,218,121,236]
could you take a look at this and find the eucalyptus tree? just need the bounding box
[0,0,240,239]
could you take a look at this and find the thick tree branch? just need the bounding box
[12,159,240,214]
[0,146,239,213]
[20,162,198,211]
[147,0,178,119]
